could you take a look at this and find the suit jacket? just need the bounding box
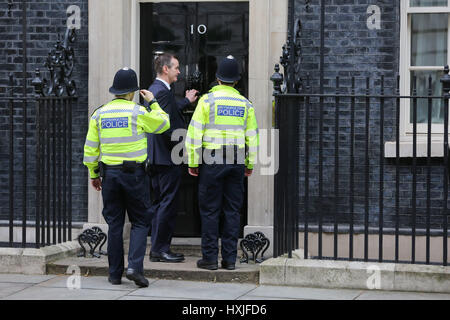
[147,79,190,165]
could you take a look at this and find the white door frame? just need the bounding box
[88,0,287,255]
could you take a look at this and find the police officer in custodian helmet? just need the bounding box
[83,68,170,287]
[185,56,259,270]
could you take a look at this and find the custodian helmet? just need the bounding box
[216,55,241,83]
[109,67,140,95]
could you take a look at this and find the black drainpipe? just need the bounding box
[21,0,28,247]
[288,0,295,93]
[320,0,325,94]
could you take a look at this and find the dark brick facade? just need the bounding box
[0,0,447,232]
[292,0,448,231]
[0,0,88,223]
[296,0,399,90]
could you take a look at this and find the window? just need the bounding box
[391,0,450,157]
[409,13,446,124]
[402,1,450,130]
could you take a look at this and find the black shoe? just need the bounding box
[221,260,236,270]
[126,269,149,288]
[168,250,185,259]
[150,251,184,263]
[108,277,122,285]
[197,259,218,270]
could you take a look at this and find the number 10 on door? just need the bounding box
[191,24,207,35]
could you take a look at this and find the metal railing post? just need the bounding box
[440,66,450,266]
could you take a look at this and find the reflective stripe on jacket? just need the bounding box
[186,85,259,169]
[83,98,170,178]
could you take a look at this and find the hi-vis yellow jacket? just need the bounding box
[83,98,170,179]
[186,85,259,169]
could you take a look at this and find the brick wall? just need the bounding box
[0,0,88,223]
[292,0,448,231]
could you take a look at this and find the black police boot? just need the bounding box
[221,260,236,270]
[108,277,122,285]
[197,259,218,270]
[126,269,149,287]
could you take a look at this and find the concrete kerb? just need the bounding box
[0,241,81,275]
[260,251,450,293]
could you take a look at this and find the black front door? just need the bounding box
[140,2,249,237]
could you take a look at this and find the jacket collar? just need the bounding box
[209,85,240,95]
[155,78,171,91]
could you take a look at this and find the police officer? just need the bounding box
[185,56,259,270]
[83,67,170,287]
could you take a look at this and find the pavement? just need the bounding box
[0,273,450,300]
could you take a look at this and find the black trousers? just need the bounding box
[150,165,182,254]
[198,163,245,263]
[101,167,152,279]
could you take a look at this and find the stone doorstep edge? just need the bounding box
[259,256,450,294]
[0,241,81,275]
[46,263,260,284]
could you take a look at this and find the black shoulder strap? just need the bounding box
[90,104,104,117]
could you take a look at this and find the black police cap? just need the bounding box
[216,56,241,83]
[109,67,140,95]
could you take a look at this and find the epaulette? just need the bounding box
[90,105,104,117]
[199,93,209,100]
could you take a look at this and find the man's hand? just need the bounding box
[91,178,102,191]
[140,89,155,102]
[186,89,199,104]
[245,168,253,177]
[188,168,199,177]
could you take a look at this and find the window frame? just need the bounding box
[388,0,450,158]
[400,1,450,136]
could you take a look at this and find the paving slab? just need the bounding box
[356,290,450,300]
[36,275,158,291]
[247,285,363,300]
[119,295,194,300]
[128,279,258,300]
[0,283,33,299]
[0,274,57,284]
[237,295,299,300]
[3,286,130,300]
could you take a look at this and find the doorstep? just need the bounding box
[46,237,260,283]
[46,255,260,284]
[123,238,246,258]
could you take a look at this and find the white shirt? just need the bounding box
[156,78,171,91]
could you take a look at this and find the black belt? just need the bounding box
[104,163,145,169]
[102,161,145,174]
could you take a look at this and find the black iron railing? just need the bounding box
[272,66,450,266]
[0,91,75,249]
[1,1,78,248]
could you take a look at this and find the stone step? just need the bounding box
[46,255,260,284]
[123,237,245,258]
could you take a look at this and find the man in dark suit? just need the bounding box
[147,53,198,262]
